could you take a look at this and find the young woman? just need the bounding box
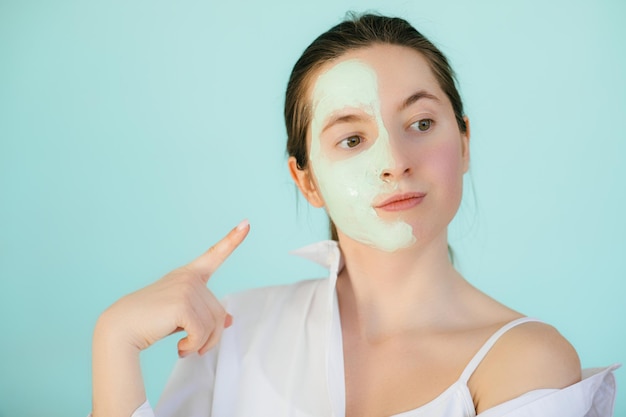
[91,14,618,417]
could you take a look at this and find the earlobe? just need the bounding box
[288,157,325,208]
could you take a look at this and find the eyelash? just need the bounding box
[338,135,363,149]
[410,118,434,132]
[335,118,433,149]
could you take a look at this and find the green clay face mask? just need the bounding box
[309,59,416,252]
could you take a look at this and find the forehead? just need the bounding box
[308,44,441,112]
[311,59,379,113]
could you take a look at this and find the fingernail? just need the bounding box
[224,313,233,328]
[236,219,249,231]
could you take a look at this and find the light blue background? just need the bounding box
[1,1,624,416]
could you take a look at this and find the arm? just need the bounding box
[92,311,146,417]
[91,220,250,417]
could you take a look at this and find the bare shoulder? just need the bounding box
[469,320,582,413]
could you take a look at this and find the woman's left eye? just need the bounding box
[411,119,434,132]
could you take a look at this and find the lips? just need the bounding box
[375,192,426,212]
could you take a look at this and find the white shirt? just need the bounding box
[128,240,619,417]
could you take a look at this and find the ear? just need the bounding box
[288,156,325,208]
[461,116,471,173]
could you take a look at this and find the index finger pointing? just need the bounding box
[188,219,250,282]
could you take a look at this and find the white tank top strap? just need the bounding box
[458,317,542,383]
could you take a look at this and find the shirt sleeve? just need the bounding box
[476,365,620,417]
[86,400,154,417]
[132,401,156,417]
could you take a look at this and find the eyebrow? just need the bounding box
[320,90,440,133]
[400,90,441,111]
[321,113,371,133]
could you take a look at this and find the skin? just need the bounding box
[92,44,581,417]
[289,44,581,416]
[91,221,249,417]
[309,59,415,252]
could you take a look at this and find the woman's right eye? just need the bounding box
[338,135,362,149]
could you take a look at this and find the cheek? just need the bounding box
[313,156,379,208]
[313,132,397,206]
[423,140,465,193]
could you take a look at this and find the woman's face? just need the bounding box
[305,44,469,252]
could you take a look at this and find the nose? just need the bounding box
[379,137,412,182]
[381,166,411,181]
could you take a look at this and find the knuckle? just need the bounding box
[206,244,223,259]
[178,265,203,282]
[203,340,217,354]
[175,307,195,330]
[177,281,197,300]
[215,306,227,320]
[210,240,231,258]
[185,325,206,347]
[203,332,220,353]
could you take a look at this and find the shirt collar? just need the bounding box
[289,239,344,276]
[290,240,346,416]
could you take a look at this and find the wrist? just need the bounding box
[94,306,142,355]
[92,309,146,417]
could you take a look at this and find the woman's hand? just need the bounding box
[101,219,250,356]
[92,220,250,417]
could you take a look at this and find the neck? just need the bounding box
[336,231,464,342]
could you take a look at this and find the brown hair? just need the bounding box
[284,13,467,243]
